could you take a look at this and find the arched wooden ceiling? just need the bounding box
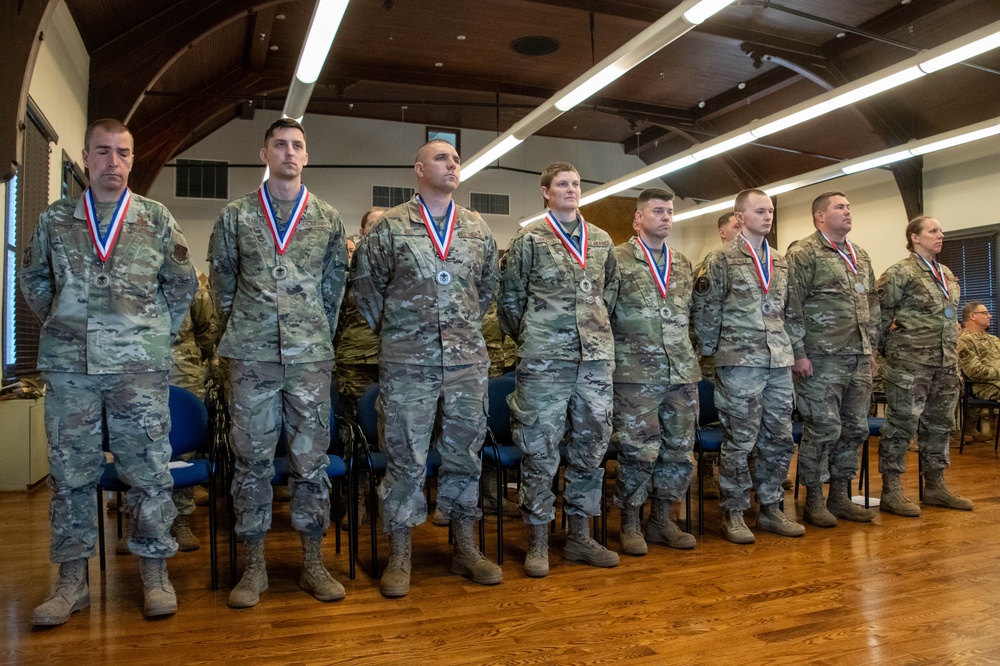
[9,0,1000,211]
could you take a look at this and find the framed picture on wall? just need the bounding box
[426,126,460,155]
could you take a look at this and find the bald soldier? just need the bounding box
[353,139,501,597]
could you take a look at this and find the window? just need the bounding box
[3,177,16,373]
[469,192,510,216]
[175,158,228,199]
[372,185,414,208]
[61,150,86,199]
[426,126,460,154]
[940,229,998,336]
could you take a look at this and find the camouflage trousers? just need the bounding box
[714,366,795,512]
[612,382,696,507]
[43,371,177,562]
[794,355,872,488]
[377,361,488,531]
[879,359,957,475]
[228,359,333,537]
[335,361,379,420]
[509,359,613,525]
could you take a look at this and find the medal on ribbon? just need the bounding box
[741,233,772,294]
[637,236,671,299]
[819,231,858,275]
[258,181,309,255]
[83,188,131,263]
[546,211,588,269]
[914,253,950,299]
[417,195,456,261]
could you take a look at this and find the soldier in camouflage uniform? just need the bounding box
[352,139,502,597]
[605,189,699,556]
[484,298,517,378]
[692,189,805,544]
[785,192,879,528]
[956,302,1000,440]
[209,118,348,608]
[21,119,197,624]
[691,211,744,500]
[877,215,973,515]
[497,162,620,577]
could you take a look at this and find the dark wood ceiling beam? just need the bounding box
[246,6,276,72]
[891,157,924,221]
[0,0,58,182]
[88,0,285,124]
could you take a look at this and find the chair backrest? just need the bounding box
[168,385,210,459]
[487,374,516,444]
[357,382,380,446]
[696,379,719,427]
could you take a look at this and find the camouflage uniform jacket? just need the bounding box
[20,192,196,374]
[692,236,793,369]
[209,189,348,364]
[605,237,700,385]
[483,297,516,377]
[351,197,497,366]
[957,329,1000,383]
[171,281,219,385]
[690,260,716,379]
[497,216,615,361]
[877,254,960,367]
[334,252,379,365]
[785,231,879,360]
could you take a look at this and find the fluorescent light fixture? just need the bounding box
[674,199,735,222]
[579,190,609,206]
[764,183,799,196]
[910,122,1000,155]
[691,132,756,161]
[459,135,522,181]
[841,150,913,174]
[920,28,1000,73]
[519,212,547,227]
[295,0,350,84]
[683,0,736,25]
[555,65,626,111]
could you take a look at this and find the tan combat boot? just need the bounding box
[756,503,805,537]
[171,516,201,552]
[115,509,134,555]
[300,533,346,601]
[646,499,696,549]
[804,486,837,528]
[138,557,177,617]
[380,527,412,598]
[524,523,549,578]
[31,559,90,626]
[721,510,754,544]
[827,478,874,522]
[451,517,502,585]
[922,470,974,511]
[701,456,720,500]
[228,536,268,608]
[879,473,921,517]
[619,505,647,556]
[563,514,619,568]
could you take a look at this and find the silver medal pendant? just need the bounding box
[92,273,110,289]
[272,265,287,279]
[854,282,866,294]
[761,301,774,315]
[436,270,452,285]
[580,278,592,293]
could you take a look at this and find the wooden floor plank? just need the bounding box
[3,441,1000,665]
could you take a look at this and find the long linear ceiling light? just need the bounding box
[284,0,350,120]
[460,0,737,181]
[571,19,1000,209]
[670,116,1000,222]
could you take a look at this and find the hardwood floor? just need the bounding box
[3,440,1000,665]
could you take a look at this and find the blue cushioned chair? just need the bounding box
[97,385,220,589]
[481,374,522,563]
[695,379,724,535]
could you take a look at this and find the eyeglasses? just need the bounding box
[972,310,991,316]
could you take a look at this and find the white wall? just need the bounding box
[147,113,654,273]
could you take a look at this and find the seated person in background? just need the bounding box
[956,301,1000,441]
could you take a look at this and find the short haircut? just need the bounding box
[812,191,847,219]
[717,212,735,229]
[264,117,306,146]
[637,188,673,210]
[414,139,456,162]
[360,206,385,235]
[734,188,769,212]
[962,301,985,324]
[85,119,132,151]
[905,214,935,252]
[540,162,579,189]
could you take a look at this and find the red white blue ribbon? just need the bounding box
[258,182,309,255]
[914,252,950,299]
[637,236,672,299]
[83,188,130,263]
[546,211,587,270]
[417,194,456,261]
[741,233,772,294]
[819,231,858,275]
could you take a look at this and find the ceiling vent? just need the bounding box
[511,36,560,56]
